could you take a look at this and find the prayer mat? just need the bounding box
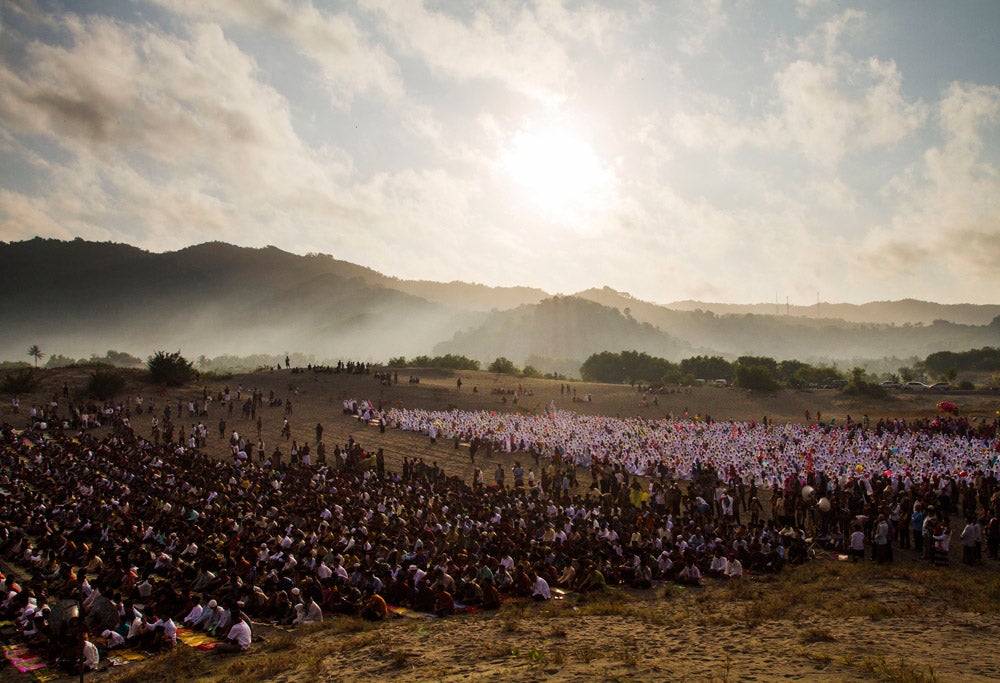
[32,667,60,683]
[103,649,149,666]
[176,626,218,648]
[3,644,50,673]
[387,606,437,619]
[116,649,149,662]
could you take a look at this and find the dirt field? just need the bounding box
[2,366,1000,683]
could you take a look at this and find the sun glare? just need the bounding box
[501,125,615,225]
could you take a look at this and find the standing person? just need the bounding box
[315,423,324,444]
[933,522,951,567]
[849,524,865,562]
[986,517,1000,560]
[494,463,505,490]
[960,517,981,565]
[911,503,925,555]
[874,514,891,563]
[513,462,525,489]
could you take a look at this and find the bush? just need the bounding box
[521,365,542,378]
[1,368,40,395]
[581,350,675,384]
[842,367,888,398]
[147,351,196,387]
[734,364,780,391]
[395,354,480,371]
[489,357,519,375]
[87,366,126,400]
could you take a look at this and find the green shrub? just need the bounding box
[147,351,196,386]
[87,366,126,400]
[2,368,40,395]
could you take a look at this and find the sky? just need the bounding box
[1,0,999,306]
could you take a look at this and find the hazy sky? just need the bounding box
[1,1,999,305]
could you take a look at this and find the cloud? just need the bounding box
[0,13,359,246]
[360,0,575,103]
[677,0,727,57]
[773,10,928,165]
[666,9,927,166]
[863,82,1000,287]
[147,0,404,106]
[0,9,504,283]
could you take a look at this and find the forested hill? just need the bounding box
[432,296,696,364]
[572,287,1000,364]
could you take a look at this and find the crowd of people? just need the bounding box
[0,389,998,673]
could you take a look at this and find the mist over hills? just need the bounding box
[433,296,696,364]
[571,288,1000,364]
[663,297,1000,327]
[1,238,998,372]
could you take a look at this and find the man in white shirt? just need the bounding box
[215,609,252,653]
[82,633,100,671]
[530,571,551,601]
[182,598,204,627]
[102,629,126,650]
[293,595,323,625]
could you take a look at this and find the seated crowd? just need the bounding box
[0,394,997,672]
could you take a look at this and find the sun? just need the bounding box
[500,124,615,224]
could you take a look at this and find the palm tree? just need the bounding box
[27,344,44,367]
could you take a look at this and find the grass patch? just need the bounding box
[857,655,939,683]
[501,617,523,633]
[798,627,837,644]
[797,647,833,668]
[574,589,638,617]
[301,616,378,636]
[481,641,515,659]
[390,650,412,669]
[220,653,291,681]
[573,644,604,663]
[547,623,568,638]
[105,647,212,683]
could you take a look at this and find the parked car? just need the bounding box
[928,382,950,390]
[905,381,928,390]
[880,381,900,388]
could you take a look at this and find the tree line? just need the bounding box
[580,351,857,392]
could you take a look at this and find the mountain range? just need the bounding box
[1,238,998,373]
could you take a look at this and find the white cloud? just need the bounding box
[147,0,404,106]
[360,0,575,103]
[677,0,727,57]
[0,13,361,247]
[0,9,506,282]
[773,10,928,165]
[865,82,1000,283]
[664,10,926,166]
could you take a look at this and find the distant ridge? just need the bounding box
[663,297,1000,327]
[1,238,998,368]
